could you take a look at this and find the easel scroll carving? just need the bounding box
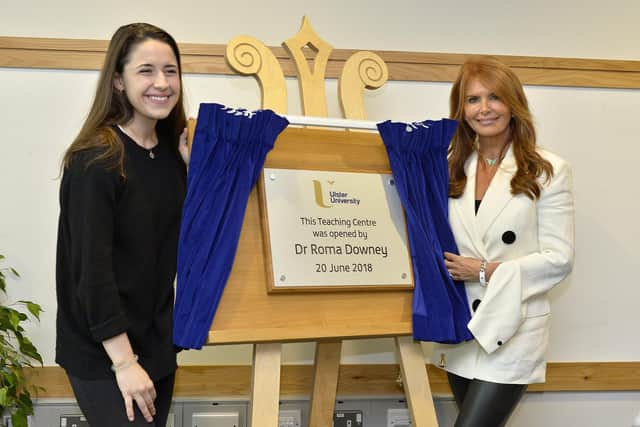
[225,35,288,113]
[226,16,389,120]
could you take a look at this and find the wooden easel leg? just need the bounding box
[250,342,282,427]
[309,341,342,427]
[395,336,439,427]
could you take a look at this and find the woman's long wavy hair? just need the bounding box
[448,56,553,199]
[62,23,186,176]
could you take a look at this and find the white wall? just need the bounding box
[3,0,640,60]
[1,1,640,424]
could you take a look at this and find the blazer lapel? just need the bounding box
[450,151,488,259]
[475,145,517,240]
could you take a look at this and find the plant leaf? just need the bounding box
[0,254,45,418]
[18,391,33,413]
[17,302,42,321]
[0,309,13,330]
[18,337,43,365]
[0,387,7,407]
[12,410,29,427]
[3,370,16,387]
[9,310,20,330]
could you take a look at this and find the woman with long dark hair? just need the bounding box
[436,56,575,426]
[56,23,189,426]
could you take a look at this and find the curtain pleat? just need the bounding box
[174,104,288,349]
[377,120,472,343]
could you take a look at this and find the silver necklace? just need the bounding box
[484,157,498,166]
[479,153,499,167]
[117,125,156,159]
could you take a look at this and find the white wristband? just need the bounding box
[479,260,488,287]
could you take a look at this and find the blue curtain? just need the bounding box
[377,120,472,343]
[174,103,289,349]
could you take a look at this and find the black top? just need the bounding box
[56,126,186,380]
[475,199,482,215]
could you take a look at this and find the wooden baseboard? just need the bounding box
[26,362,640,399]
[1,37,639,89]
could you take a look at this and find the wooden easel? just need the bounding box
[248,338,437,427]
[187,17,440,426]
[186,125,440,427]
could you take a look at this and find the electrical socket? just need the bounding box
[59,415,89,427]
[279,408,302,427]
[192,411,240,427]
[387,408,411,427]
[334,410,363,427]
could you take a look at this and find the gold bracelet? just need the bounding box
[111,354,139,372]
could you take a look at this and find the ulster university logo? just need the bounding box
[313,180,361,208]
[313,180,333,208]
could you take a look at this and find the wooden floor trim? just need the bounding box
[1,36,639,89]
[27,362,640,399]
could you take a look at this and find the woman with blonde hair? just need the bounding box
[56,23,189,426]
[437,56,574,426]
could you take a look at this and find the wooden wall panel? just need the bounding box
[26,362,640,399]
[1,37,639,88]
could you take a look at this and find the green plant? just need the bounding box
[0,254,43,427]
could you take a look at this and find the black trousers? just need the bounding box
[447,372,527,427]
[67,372,175,427]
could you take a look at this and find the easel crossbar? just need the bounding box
[284,114,378,130]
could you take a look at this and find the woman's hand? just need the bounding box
[444,251,482,282]
[178,126,190,166]
[114,361,157,423]
[102,333,156,423]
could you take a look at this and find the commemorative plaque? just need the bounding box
[260,168,413,291]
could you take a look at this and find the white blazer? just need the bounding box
[433,145,574,384]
